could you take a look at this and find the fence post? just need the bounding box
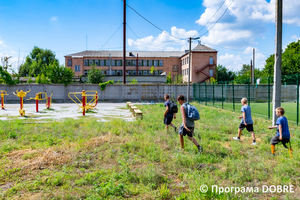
[193,83,195,102]
[232,81,235,111]
[297,73,299,125]
[268,77,270,119]
[199,83,201,103]
[213,82,215,106]
[205,82,207,106]
[248,80,250,106]
[222,83,224,109]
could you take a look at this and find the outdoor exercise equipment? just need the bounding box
[28,92,53,112]
[13,90,31,116]
[0,90,8,109]
[68,90,98,116]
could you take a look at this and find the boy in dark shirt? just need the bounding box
[164,94,177,132]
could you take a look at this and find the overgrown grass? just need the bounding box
[0,103,300,199]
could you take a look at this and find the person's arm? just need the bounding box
[278,124,283,140]
[181,106,190,132]
[164,106,169,117]
[268,126,277,129]
[173,112,176,119]
[242,112,247,125]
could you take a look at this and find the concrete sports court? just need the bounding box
[0,103,134,122]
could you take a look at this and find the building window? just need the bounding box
[133,70,137,75]
[138,70,142,75]
[111,70,115,75]
[84,60,88,66]
[209,69,214,77]
[111,60,115,66]
[88,60,93,66]
[117,70,121,75]
[138,60,142,66]
[68,59,72,66]
[95,60,99,66]
[148,60,153,66]
[159,70,163,75]
[172,65,178,72]
[143,70,147,75]
[132,60,136,66]
[209,57,213,65]
[154,60,158,66]
[159,60,163,66]
[106,60,110,66]
[154,70,158,75]
[84,70,88,76]
[75,65,80,72]
[143,60,147,66]
[100,60,104,66]
[116,60,121,66]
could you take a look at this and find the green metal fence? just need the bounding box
[193,74,300,125]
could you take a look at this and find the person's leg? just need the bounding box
[188,136,199,146]
[270,135,280,155]
[179,134,184,148]
[166,125,169,130]
[238,128,242,137]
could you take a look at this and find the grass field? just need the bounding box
[204,102,299,123]
[1,103,300,199]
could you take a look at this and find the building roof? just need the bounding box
[192,44,217,52]
[65,44,217,59]
[65,50,184,58]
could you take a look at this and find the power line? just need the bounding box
[100,24,123,50]
[193,0,227,37]
[200,0,235,38]
[126,24,156,56]
[122,0,186,41]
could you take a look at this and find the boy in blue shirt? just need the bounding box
[268,107,292,155]
[233,98,257,145]
[164,94,177,132]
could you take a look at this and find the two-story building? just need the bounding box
[64,42,217,83]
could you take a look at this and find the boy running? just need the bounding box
[268,107,292,155]
[164,94,177,131]
[177,95,202,153]
[233,98,257,145]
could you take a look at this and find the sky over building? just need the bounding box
[0,0,300,73]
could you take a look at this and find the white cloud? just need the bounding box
[128,27,198,51]
[51,16,58,21]
[195,0,300,48]
[218,53,244,72]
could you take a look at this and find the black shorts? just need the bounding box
[164,116,173,125]
[271,135,290,148]
[182,127,194,137]
[239,123,254,132]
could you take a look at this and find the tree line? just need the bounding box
[217,40,300,84]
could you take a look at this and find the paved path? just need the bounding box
[0,103,134,122]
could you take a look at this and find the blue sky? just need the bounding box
[0,0,300,73]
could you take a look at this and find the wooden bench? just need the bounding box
[134,109,143,119]
[130,106,138,112]
[126,102,131,108]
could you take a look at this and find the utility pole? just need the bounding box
[252,48,255,84]
[272,0,282,125]
[187,37,199,103]
[86,35,87,51]
[250,60,253,84]
[123,0,126,84]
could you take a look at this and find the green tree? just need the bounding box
[263,40,300,79]
[0,66,18,85]
[87,66,105,84]
[234,64,251,84]
[47,62,74,85]
[166,72,172,84]
[19,46,58,77]
[216,64,236,83]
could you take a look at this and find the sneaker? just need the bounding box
[233,137,240,141]
[251,141,257,145]
[198,146,203,154]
